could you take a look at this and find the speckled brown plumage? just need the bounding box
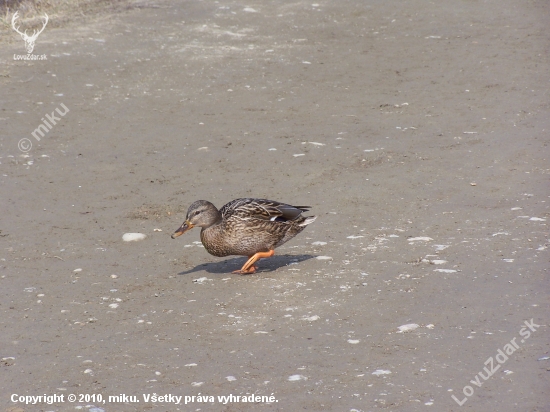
[171,198,317,274]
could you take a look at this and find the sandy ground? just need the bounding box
[1,0,549,411]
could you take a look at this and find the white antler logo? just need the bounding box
[12,11,49,54]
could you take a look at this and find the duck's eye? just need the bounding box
[194,210,201,216]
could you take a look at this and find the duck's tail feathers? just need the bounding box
[299,216,317,227]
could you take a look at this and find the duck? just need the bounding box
[171,198,317,274]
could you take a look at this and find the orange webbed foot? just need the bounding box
[232,265,257,275]
[232,250,275,274]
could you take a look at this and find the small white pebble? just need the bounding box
[408,237,433,242]
[122,233,146,242]
[110,274,118,279]
[226,376,237,381]
[397,323,419,333]
[193,277,211,284]
[288,374,307,381]
[372,369,391,376]
[73,268,82,272]
[108,303,119,309]
[191,382,204,387]
[316,256,332,260]
[347,339,360,344]
[311,241,327,246]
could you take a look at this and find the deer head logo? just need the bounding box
[12,11,49,54]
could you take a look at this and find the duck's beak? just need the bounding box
[171,220,194,239]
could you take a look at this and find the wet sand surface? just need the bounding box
[1,0,549,411]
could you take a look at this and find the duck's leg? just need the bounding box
[233,250,275,274]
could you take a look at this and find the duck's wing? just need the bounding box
[220,198,310,222]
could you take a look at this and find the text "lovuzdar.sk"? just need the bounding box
[452,318,540,406]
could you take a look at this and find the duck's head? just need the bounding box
[171,200,220,239]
